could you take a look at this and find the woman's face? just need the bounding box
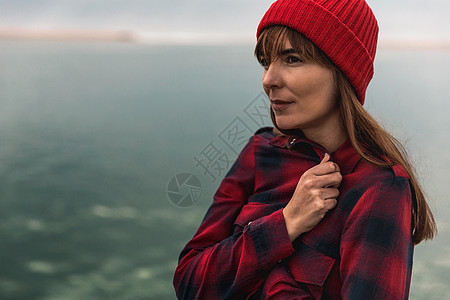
[262,40,339,137]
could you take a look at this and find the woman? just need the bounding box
[174,0,437,298]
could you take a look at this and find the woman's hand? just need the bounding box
[283,153,342,242]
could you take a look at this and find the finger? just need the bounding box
[324,171,343,188]
[311,161,340,176]
[320,187,340,200]
[324,198,338,211]
[320,153,330,164]
[320,154,341,173]
[313,172,343,188]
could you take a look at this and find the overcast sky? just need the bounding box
[0,0,449,44]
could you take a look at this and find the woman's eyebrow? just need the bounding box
[280,48,297,55]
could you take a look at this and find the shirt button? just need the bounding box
[289,138,297,145]
[248,221,252,226]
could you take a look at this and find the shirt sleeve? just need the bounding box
[173,135,295,299]
[340,176,414,299]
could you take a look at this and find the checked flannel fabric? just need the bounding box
[174,127,414,299]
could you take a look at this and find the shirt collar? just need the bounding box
[268,135,361,175]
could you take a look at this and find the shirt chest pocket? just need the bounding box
[287,242,336,299]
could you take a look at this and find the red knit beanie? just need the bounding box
[257,0,378,105]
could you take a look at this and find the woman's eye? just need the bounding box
[259,58,268,67]
[286,56,302,64]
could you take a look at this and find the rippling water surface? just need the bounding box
[0,41,448,299]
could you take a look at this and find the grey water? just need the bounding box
[0,41,448,299]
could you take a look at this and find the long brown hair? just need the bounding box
[255,26,437,245]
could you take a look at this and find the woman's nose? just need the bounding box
[262,62,282,90]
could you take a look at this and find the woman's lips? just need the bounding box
[271,100,294,111]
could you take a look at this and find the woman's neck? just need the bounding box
[302,124,348,153]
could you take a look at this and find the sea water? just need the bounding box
[0,41,448,299]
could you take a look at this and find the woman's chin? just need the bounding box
[275,121,298,131]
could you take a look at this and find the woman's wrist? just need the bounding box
[282,207,304,243]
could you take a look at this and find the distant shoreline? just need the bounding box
[378,39,450,51]
[0,28,136,43]
[0,28,449,50]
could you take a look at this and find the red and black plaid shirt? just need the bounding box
[174,127,413,299]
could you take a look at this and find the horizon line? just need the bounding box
[1,28,449,50]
